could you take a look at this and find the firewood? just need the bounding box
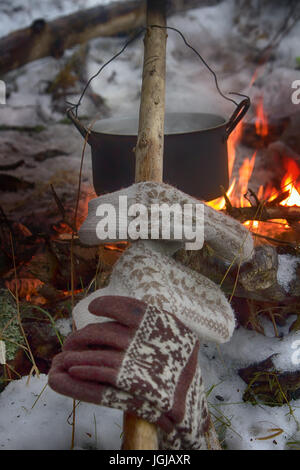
[174,244,300,303]
[223,204,300,224]
[0,0,222,75]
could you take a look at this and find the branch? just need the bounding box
[0,0,222,75]
[224,204,300,224]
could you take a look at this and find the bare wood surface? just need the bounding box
[123,0,167,450]
[122,413,159,450]
[0,0,222,76]
[134,2,167,182]
[174,244,300,303]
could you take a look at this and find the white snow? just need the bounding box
[0,316,299,450]
[55,317,73,337]
[0,374,123,450]
[199,316,300,450]
[277,254,300,293]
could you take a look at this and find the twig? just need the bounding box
[50,184,76,233]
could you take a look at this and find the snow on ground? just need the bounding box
[277,254,300,293]
[0,316,298,450]
[200,317,300,451]
[0,374,123,450]
[2,0,300,126]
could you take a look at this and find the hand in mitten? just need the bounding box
[48,296,209,450]
[79,181,254,265]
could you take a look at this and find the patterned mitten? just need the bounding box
[73,240,235,344]
[48,296,209,450]
[49,182,254,449]
[79,181,254,264]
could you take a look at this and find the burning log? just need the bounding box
[0,0,222,75]
[223,204,300,224]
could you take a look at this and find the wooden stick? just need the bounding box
[134,1,167,182]
[122,413,158,450]
[122,0,167,450]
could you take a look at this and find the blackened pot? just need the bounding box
[68,98,249,201]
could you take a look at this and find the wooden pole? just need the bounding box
[134,0,167,183]
[122,0,167,451]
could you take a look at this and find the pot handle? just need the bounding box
[225,98,250,139]
[67,108,92,143]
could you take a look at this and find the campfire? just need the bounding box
[208,97,300,244]
[2,94,300,305]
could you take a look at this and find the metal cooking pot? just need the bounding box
[68,98,249,201]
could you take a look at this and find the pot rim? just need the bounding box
[90,112,227,137]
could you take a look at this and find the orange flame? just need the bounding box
[208,94,300,230]
[228,121,243,180]
[237,152,256,207]
[279,157,300,207]
[255,96,268,137]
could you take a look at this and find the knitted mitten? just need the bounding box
[48,296,209,450]
[49,182,254,449]
[49,240,234,450]
[79,181,254,264]
[73,240,236,344]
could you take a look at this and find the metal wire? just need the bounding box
[150,24,240,107]
[67,24,250,117]
[66,28,145,116]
